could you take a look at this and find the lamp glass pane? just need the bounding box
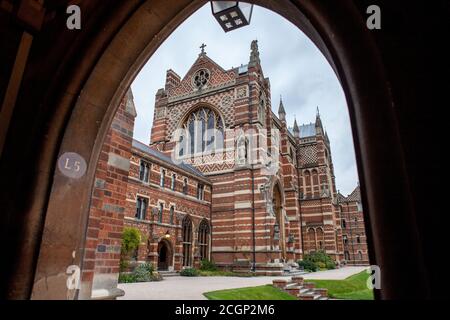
[212,1,237,14]
[238,2,253,21]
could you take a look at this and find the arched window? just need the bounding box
[158,203,164,223]
[182,216,193,266]
[198,220,210,261]
[178,107,224,157]
[258,91,266,125]
[307,228,316,252]
[316,228,324,250]
[169,206,174,225]
[312,169,319,187]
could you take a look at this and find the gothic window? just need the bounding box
[307,228,316,252]
[316,228,324,250]
[258,91,266,125]
[342,219,347,229]
[343,235,348,244]
[157,203,164,223]
[192,69,210,89]
[183,178,188,195]
[135,197,148,220]
[139,160,150,183]
[198,220,210,261]
[182,216,193,267]
[197,184,205,200]
[160,169,166,187]
[171,174,176,191]
[178,107,224,157]
[169,206,175,225]
[356,235,361,243]
[344,251,350,260]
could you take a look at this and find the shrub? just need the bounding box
[133,263,154,282]
[121,227,141,256]
[200,259,218,271]
[180,267,199,277]
[316,261,326,269]
[297,259,317,272]
[303,250,336,270]
[118,273,137,283]
[119,227,142,272]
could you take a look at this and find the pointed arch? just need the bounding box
[197,219,210,261]
[182,215,193,267]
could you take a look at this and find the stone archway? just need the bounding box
[157,240,173,271]
[0,0,431,300]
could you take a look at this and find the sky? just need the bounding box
[131,4,359,195]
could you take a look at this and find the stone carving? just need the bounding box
[221,95,233,109]
[155,107,166,120]
[235,86,248,99]
[236,135,247,166]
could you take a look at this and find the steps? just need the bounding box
[272,277,329,300]
[157,270,179,277]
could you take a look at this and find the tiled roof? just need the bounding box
[339,185,361,203]
[132,140,207,180]
[346,185,361,202]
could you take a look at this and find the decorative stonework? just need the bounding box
[221,95,233,109]
[192,68,211,89]
[155,107,166,120]
[235,85,249,99]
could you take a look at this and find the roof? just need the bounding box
[299,123,316,138]
[338,185,361,203]
[132,140,207,180]
[346,185,361,202]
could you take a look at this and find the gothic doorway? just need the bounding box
[273,184,286,260]
[157,240,172,271]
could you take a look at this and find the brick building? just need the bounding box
[84,41,368,298]
[339,186,370,265]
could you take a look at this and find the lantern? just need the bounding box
[211,1,253,32]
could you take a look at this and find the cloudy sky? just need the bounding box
[131,3,359,195]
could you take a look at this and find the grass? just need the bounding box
[198,270,256,277]
[203,270,374,300]
[204,285,297,300]
[308,271,374,300]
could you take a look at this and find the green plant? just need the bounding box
[133,262,154,282]
[118,273,137,283]
[180,267,199,277]
[119,227,141,272]
[121,227,141,256]
[303,250,336,270]
[297,259,317,272]
[200,259,218,271]
[325,261,336,269]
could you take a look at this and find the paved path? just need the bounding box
[118,266,367,300]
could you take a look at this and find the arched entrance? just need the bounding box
[273,184,286,260]
[0,0,433,300]
[157,240,172,271]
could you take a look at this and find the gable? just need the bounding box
[167,54,237,102]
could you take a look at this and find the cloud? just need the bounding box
[131,4,359,195]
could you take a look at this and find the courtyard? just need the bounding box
[118,266,368,300]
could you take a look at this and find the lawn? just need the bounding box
[203,271,374,300]
[308,270,374,300]
[204,285,297,300]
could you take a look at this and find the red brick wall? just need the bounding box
[81,90,136,299]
